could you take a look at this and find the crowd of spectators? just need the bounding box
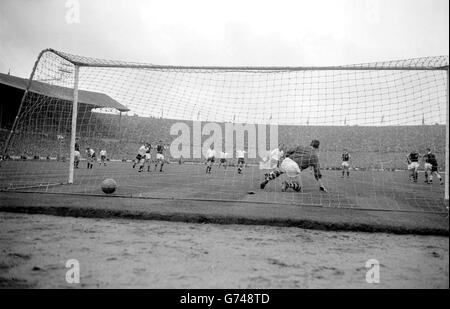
[1,116,445,170]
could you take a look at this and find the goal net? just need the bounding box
[1,49,448,213]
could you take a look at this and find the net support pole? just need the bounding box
[119,111,122,141]
[68,65,80,184]
[445,67,449,201]
[2,50,48,158]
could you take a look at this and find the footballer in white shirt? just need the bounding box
[218,151,228,169]
[99,149,107,166]
[206,145,216,174]
[133,144,147,169]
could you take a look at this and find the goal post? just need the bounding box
[2,49,50,158]
[446,67,449,202]
[68,65,79,184]
[1,49,448,212]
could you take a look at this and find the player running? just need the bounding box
[341,150,351,178]
[133,143,146,169]
[99,149,107,166]
[85,147,96,169]
[75,138,80,152]
[138,143,152,172]
[144,144,153,172]
[74,149,80,169]
[236,149,246,174]
[423,148,443,185]
[205,145,216,174]
[73,139,81,169]
[260,144,285,186]
[154,141,166,172]
[407,150,420,183]
[260,140,328,192]
[218,151,228,169]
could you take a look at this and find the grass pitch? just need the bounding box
[0,160,448,235]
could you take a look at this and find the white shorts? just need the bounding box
[341,161,350,168]
[280,157,301,178]
[408,162,420,170]
[424,163,432,170]
[74,151,80,158]
[156,153,164,160]
[145,154,151,160]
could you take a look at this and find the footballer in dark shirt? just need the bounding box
[422,148,443,185]
[341,150,351,178]
[407,151,420,183]
[260,140,327,192]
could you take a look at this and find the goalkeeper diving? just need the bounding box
[260,140,328,192]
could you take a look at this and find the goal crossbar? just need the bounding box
[47,48,449,71]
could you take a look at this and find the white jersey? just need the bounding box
[138,145,147,156]
[100,150,107,157]
[206,149,216,158]
[260,148,283,170]
[269,148,283,161]
[236,150,246,158]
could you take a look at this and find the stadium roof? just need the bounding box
[0,72,130,112]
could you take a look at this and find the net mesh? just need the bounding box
[1,49,448,213]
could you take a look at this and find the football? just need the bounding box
[101,178,117,194]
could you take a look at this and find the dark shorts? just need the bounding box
[238,158,245,164]
[101,155,106,161]
[220,158,226,163]
[432,165,438,172]
[207,157,215,163]
[136,154,142,160]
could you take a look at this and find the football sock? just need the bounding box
[286,181,301,192]
[266,170,283,181]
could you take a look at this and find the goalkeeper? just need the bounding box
[260,140,327,192]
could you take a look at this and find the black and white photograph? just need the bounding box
[0,0,448,293]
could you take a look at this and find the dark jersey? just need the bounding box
[285,146,321,180]
[156,145,164,154]
[408,152,419,162]
[75,142,80,152]
[423,153,438,167]
[86,149,95,158]
[342,153,350,161]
